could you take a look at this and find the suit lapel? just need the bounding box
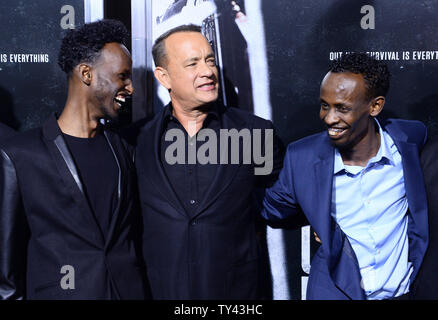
[312,154,334,255]
[42,116,105,248]
[102,131,123,249]
[385,122,429,281]
[192,162,240,220]
[138,109,189,218]
[191,107,242,219]
[313,134,365,299]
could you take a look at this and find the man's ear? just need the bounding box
[369,96,385,117]
[78,63,92,85]
[154,67,171,90]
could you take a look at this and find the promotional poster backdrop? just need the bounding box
[0,0,84,131]
[1,0,438,300]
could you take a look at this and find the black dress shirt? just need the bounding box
[160,105,220,217]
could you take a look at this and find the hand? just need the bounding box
[313,231,321,244]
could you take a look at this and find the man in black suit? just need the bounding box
[0,20,146,300]
[135,24,284,299]
[412,137,438,299]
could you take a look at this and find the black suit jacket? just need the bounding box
[135,103,284,299]
[0,116,146,300]
[412,137,438,299]
[0,122,16,140]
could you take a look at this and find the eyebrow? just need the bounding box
[206,53,215,59]
[119,69,132,76]
[184,57,200,64]
[183,53,215,64]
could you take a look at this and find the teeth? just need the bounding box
[328,128,345,136]
[115,96,126,103]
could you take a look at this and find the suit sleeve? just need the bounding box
[262,143,302,221]
[0,149,29,300]
[255,120,285,188]
[413,138,438,298]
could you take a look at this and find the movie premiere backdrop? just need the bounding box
[1,0,438,300]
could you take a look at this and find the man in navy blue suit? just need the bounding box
[263,53,428,300]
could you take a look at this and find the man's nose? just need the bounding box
[126,78,134,95]
[323,107,339,125]
[199,61,215,77]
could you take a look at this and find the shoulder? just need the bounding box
[286,131,328,154]
[119,112,161,147]
[383,118,426,131]
[0,127,44,165]
[0,123,16,140]
[382,118,427,146]
[222,106,273,129]
[0,128,42,152]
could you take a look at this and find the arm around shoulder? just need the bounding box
[262,143,301,221]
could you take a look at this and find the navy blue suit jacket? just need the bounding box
[263,118,429,299]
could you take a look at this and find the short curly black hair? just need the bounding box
[329,52,391,101]
[58,19,129,77]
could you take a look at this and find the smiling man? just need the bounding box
[263,52,429,300]
[0,20,147,300]
[133,24,284,299]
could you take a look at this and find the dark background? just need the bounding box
[0,0,84,131]
[262,0,438,143]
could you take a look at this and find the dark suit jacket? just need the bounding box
[0,116,146,300]
[0,122,15,140]
[263,118,429,299]
[411,137,438,299]
[135,103,283,299]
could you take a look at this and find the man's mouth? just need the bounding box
[114,94,126,108]
[327,127,347,138]
[197,82,216,91]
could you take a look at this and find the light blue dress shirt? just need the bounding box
[331,121,412,300]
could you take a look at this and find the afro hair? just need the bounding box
[58,19,129,77]
[329,52,391,101]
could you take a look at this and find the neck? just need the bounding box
[340,122,380,167]
[58,94,101,138]
[171,102,210,137]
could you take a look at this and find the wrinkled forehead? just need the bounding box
[165,32,213,59]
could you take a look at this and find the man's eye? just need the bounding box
[207,59,216,66]
[320,104,329,110]
[338,107,350,113]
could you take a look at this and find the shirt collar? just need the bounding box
[333,118,395,175]
[162,103,220,126]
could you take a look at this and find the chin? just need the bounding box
[331,139,354,151]
[101,106,120,122]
